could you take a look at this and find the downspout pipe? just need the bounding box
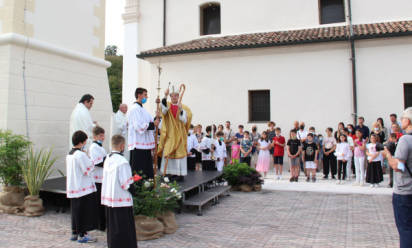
[347,0,358,125]
[163,0,166,46]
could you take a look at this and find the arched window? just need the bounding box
[200,3,221,35]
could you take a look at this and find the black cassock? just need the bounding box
[71,192,98,235]
[130,149,154,179]
[106,207,137,248]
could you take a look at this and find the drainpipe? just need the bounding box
[347,0,358,125]
[163,0,166,46]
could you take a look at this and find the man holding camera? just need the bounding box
[386,107,412,248]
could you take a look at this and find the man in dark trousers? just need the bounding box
[127,87,159,178]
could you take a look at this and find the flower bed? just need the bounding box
[222,162,263,192]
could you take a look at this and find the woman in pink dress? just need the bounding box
[256,131,271,178]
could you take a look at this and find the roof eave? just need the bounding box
[136,31,412,59]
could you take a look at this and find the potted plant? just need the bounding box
[22,147,57,216]
[132,176,181,240]
[0,130,31,212]
[223,162,263,192]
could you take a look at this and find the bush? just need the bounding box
[132,176,181,218]
[0,130,31,186]
[223,162,263,186]
[22,148,57,196]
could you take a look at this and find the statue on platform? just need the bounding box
[158,84,192,181]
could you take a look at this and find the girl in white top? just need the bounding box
[335,134,351,184]
[343,129,354,180]
[256,131,271,178]
[353,130,366,185]
[365,134,384,187]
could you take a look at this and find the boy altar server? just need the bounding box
[102,135,138,248]
[66,131,98,243]
[89,126,107,231]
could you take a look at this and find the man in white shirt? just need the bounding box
[128,88,159,179]
[112,104,129,160]
[69,94,95,151]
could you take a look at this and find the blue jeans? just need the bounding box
[393,193,412,248]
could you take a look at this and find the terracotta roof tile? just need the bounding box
[138,20,412,58]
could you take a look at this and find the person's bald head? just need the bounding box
[119,104,128,114]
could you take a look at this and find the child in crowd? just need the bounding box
[366,134,384,187]
[200,126,216,170]
[214,131,227,171]
[302,133,318,182]
[353,129,366,186]
[240,131,253,166]
[272,127,285,180]
[287,129,302,182]
[343,128,354,180]
[102,135,137,248]
[256,131,271,178]
[231,140,240,164]
[187,124,199,171]
[88,126,107,231]
[384,133,398,188]
[335,134,351,184]
[317,134,324,172]
[323,127,337,180]
[66,131,98,243]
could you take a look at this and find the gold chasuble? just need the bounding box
[158,102,192,176]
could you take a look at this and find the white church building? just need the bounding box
[0,0,113,174]
[123,0,412,133]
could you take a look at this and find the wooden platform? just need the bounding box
[41,170,231,215]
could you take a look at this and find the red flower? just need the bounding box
[133,174,142,182]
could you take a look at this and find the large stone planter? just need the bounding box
[0,186,25,214]
[23,195,44,217]
[253,184,262,191]
[239,184,253,192]
[0,186,25,206]
[157,211,178,234]
[134,215,164,241]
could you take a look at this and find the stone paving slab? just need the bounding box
[0,190,398,248]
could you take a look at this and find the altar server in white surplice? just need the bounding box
[102,135,137,248]
[66,130,98,243]
[128,87,159,178]
[214,131,227,171]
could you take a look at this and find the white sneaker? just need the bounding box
[336,180,341,185]
[370,184,374,188]
[375,184,379,188]
[360,182,364,186]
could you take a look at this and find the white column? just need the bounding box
[122,0,139,107]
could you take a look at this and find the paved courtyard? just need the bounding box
[0,187,398,248]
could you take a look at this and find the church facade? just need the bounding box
[123,0,412,133]
[0,0,113,175]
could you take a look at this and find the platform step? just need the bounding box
[183,185,231,207]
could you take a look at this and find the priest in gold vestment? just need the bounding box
[158,85,192,180]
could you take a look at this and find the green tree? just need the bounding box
[105,45,123,112]
[105,45,118,56]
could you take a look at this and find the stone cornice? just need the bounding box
[0,33,111,68]
[122,0,139,24]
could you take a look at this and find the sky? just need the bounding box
[105,0,125,55]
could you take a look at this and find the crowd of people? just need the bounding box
[66,90,412,248]
[188,114,404,188]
